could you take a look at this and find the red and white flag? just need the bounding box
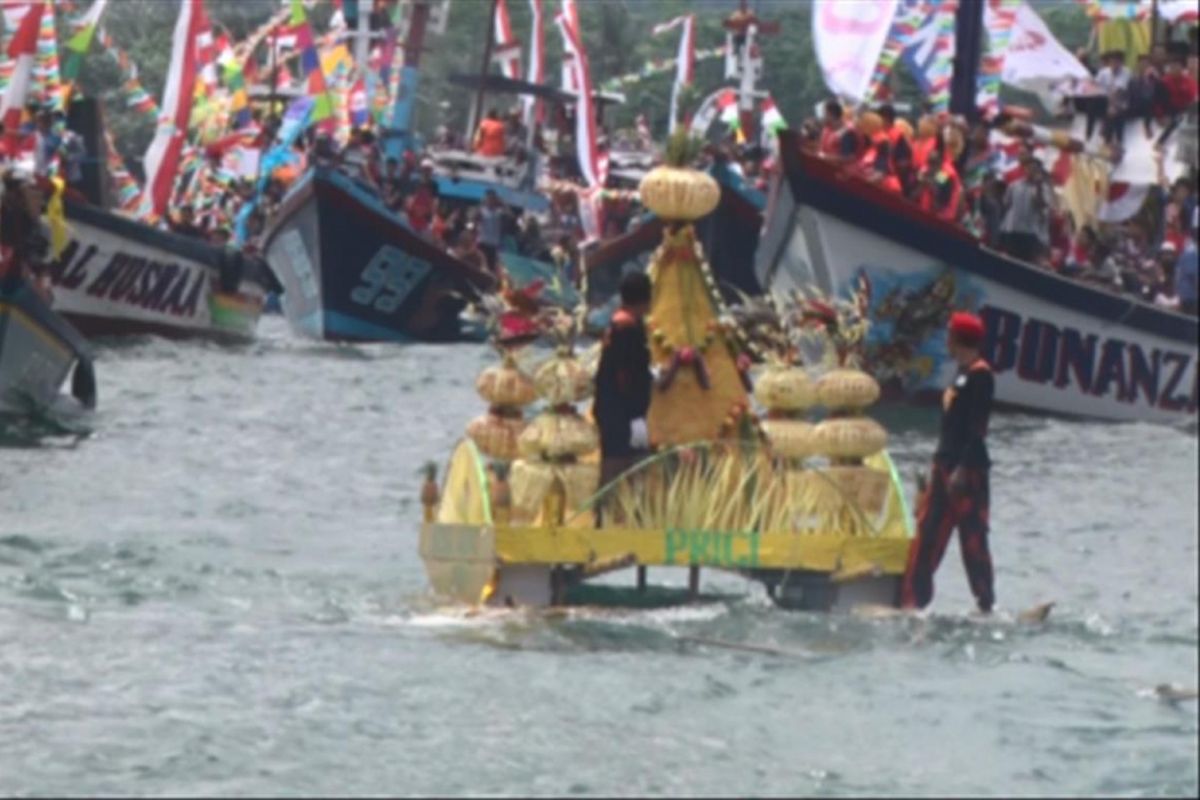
[1098,181,1149,223]
[1,1,42,152]
[522,0,544,128]
[493,0,521,80]
[559,0,579,92]
[138,0,208,222]
[556,6,606,241]
[653,14,695,134]
[195,1,218,95]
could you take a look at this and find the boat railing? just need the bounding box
[428,149,528,188]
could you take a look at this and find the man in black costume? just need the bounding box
[593,272,653,487]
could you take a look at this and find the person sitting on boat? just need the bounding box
[902,311,995,615]
[405,160,440,236]
[478,190,508,274]
[593,271,654,488]
[915,132,963,225]
[878,104,914,193]
[169,205,206,240]
[819,99,860,164]
[1175,214,1199,316]
[474,108,508,158]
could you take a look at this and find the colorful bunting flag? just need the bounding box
[61,0,109,96]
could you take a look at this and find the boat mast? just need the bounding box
[949,0,986,122]
[385,0,434,161]
[353,0,371,72]
[465,0,499,148]
[722,0,777,145]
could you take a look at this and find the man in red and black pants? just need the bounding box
[902,311,996,614]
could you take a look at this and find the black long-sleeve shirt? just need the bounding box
[935,360,994,470]
[592,310,651,441]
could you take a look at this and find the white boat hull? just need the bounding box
[758,138,1197,424]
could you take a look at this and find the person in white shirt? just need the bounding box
[999,156,1056,264]
[1094,50,1131,146]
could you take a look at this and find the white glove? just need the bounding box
[630,418,649,450]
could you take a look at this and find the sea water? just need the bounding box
[1,317,1196,796]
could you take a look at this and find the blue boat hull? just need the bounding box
[0,275,96,418]
[263,169,494,343]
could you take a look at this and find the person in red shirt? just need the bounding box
[819,99,860,164]
[1162,57,1198,112]
[916,134,963,224]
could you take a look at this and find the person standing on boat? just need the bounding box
[478,190,507,275]
[902,311,996,614]
[998,156,1055,264]
[593,272,653,487]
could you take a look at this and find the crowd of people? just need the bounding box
[791,67,1197,316]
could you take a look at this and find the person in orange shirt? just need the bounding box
[916,133,963,224]
[474,108,507,157]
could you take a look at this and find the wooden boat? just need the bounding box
[0,272,96,420]
[756,131,1198,423]
[263,167,495,343]
[49,200,271,343]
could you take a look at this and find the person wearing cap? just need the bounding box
[902,311,996,614]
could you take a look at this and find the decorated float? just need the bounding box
[417,134,914,612]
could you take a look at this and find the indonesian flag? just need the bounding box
[556,8,606,241]
[559,0,579,92]
[1,1,42,152]
[718,88,739,131]
[1098,181,1149,223]
[523,0,544,128]
[138,0,207,222]
[494,0,521,80]
[761,95,785,137]
[652,14,695,134]
[556,10,603,189]
[194,0,218,98]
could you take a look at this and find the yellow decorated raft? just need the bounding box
[419,132,915,612]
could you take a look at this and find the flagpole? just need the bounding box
[467,0,499,148]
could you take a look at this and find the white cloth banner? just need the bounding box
[812,0,898,102]
[990,2,1089,89]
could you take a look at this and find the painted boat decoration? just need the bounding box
[49,201,271,342]
[0,273,96,420]
[263,167,496,343]
[756,132,1198,423]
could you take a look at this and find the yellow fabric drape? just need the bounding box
[46,177,69,260]
[1098,19,1150,68]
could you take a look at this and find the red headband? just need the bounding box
[948,311,985,345]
